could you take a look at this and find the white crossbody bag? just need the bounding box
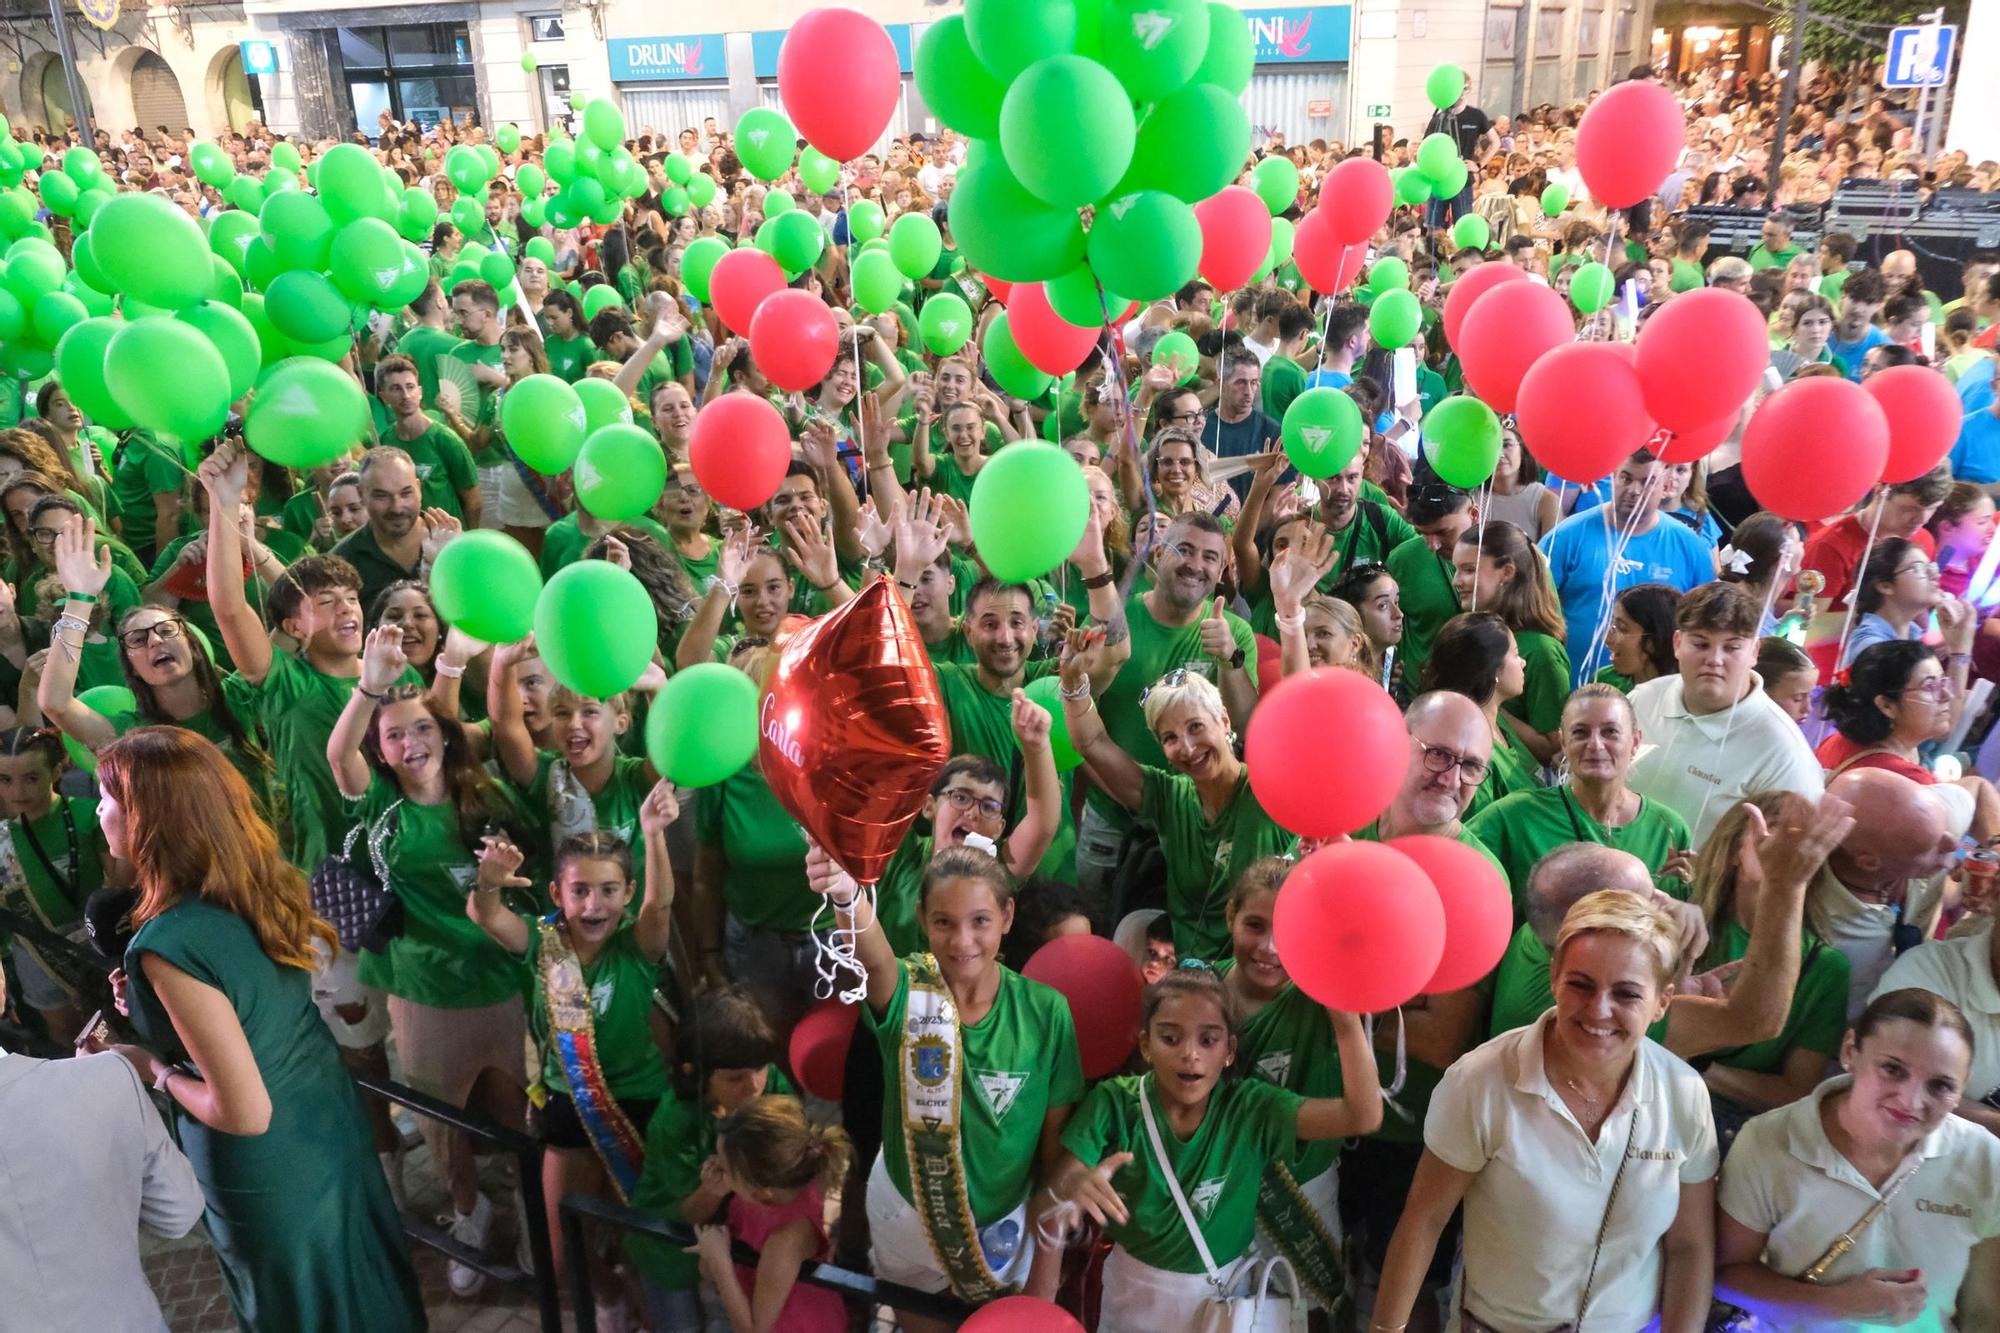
[1137,1084,1299,1333]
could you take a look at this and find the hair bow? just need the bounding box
[1718,544,1754,576]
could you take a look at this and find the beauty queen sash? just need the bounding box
[1255,1161,1345,1311]
[538,919,645,1199]
[901,954,1020,1304]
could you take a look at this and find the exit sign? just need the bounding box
[1366,103,1392,117]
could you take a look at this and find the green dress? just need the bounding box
[126,899,424,1332]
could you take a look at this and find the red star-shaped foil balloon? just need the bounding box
[759,576,951,884]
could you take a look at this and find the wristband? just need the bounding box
[63,590,99,605]
[1058,674,1092,700]
[896,578,919,592]
[357,686,386,701]
[704,575,738,597]
[153,1062,178,1093]
[1080,569,1115,589]
[433,660,467,679]
[52,615,91,637]
[1274,609,1305,634]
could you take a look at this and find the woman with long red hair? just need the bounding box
[86,726,424,1332]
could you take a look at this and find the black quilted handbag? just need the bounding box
[310,801,405,954]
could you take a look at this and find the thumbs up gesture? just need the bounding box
[1200,596,1237,664]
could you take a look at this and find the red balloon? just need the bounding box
[1515,343,1650,484]
[708,247,785,334]
[788,998,859,1102]
[1245,668,1408,838]
[1193,185,1274,292]
[1319,156,1393,245]
[749,288,839,391]
[1388,836,1512,994]
[1455,279,1574,413]
[1864,363,1963,482]
[1022,934,1144,1080]
[1634,288,1768,435]
[1647,411,1738,464]
[689,391,791,511]
[1273,842,1445,1012]
[964,1296,1085,1332]
[1741,377,1891,522]
[1575,79,1684,208]
[778,9,900,163]
[981,274,1013,305]
[1252,632,1281,695]
[760,578,951,884]
[1005,282,1099,376]
[1441,261,1526,352]
[1293,209,1366,294]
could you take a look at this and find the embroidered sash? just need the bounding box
[538,919,645,1200]
[0,823,88,998]
[1255,1160,1346,1310]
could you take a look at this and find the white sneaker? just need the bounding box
[378,1149,406,1214]
[446,1192,495,1296]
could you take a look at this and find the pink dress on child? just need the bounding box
[726,1182,847,1333]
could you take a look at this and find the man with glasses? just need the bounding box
[1799,464,1951,610]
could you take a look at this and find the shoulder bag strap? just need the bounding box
[365,798,404,886]
[1136,1075,1226,1287]
[1574,1109,1640,1329]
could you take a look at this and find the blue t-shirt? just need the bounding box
[1540,509,1716,684]
[1840,612,1925,669]
[1826,326,1889,380]
[1958,359,1995,414]
[1950,408,2000,484]
[1302,367,1352,392]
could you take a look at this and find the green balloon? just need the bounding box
[525,236,557,265]
[521,51,539,72]
[65,684,138,772]
[583,98,626,151]
[39,171,78,216]
[444,145,485,194]
[0,189,34,237]
[1425,395,1503,487]
[383,241,430,311]
[66,269,114,317]
[735,107,796,182]
[1267,216,1295,269]
[259,190,334,272]
[397,187,438,243]
[1123,81,1248,204]
[1192,0,1254,93]
[545,139,577,184]
[517,164,546,201]
[919,293,974,355]
[1452,214,1491,251]
[1086,190,1200,301]
[1569,261,1616,314]
[1003,56,1136,209]
[430,529,541,643]
[764,210,826,277]
[1541,182,1570,217]
[853,249,903,314]
[0,288,21,343]
[316,142,393,226]
[1430,155,1470,200]
[55,318,130,427]
[449,197,484,237]
[224,175,265,214]
[576,423,667,520]
[89,193,211,309]
[969,441,1090,582]
[915,16,1007,140]
[582,285,624,322]
[1416,133,1460,185]
[262,167,300,196]
[208,208,261,275]
[190,141,234,188]
[798,148,840,197]
[328,217,407,306]
[1252,155,1299,215]
[264,270,350,345]
[847,197,883,242]
[71,188,112,226]
[1369,257,1409,294]
[501,373,588,472]
[270,141,302,174]
[4,246,64,304]
[63,147,104,188]
[948,152,1086,283]
[965,0,1076,80]
[761,189,795,220]
[676,237,725,307]
[496,124,521,154]
[680,173,713,210]
[1101,0,1210,101]
[663,153,693,186]
[888,213,943,280]
[244,355,369,467]
[1426,64,1467,110]
[1282,388,1364,479]
[1369,288,1422,349]
[1020,674,1084,772]
[574,376,634,432]
[982,312,1054,400]
[28,290,82,344]
[1393,167,1433,207]
[534,561,659,698]
[1045,261,1129,327]
[1151,330,1199,383]
[478,248,516,290]
[646,662,762,788]
[176,301,262,401]
[107,318,231,441]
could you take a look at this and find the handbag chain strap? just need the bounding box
[343,798,403,886]
[1573,1109,1640,1330]
[1136,1074,1229,1294]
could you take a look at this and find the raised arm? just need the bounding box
[1270,523,1336,679]
[484,636,544,786]
[778,511,854,610]
[1232,451,1287,596]
[466,832,534,956]
[805,840,899,1016]
[327,626,409,801]
[856,395,906,519]
[676,530,753,671]
[634,781,679,962]
[1002,689,1062,876]
[196,441,272,684]
[37,515,120,752]
[799,418,864,566]
[613,296,689,397]
[1296,1008,1385,1139]
[1058,628,1145,812]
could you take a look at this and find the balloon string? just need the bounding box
[810,884,873,1006]
[1833,495,1886,673]
[842,178,866,484]
[1578,465,1663,682]
[1095,276,1157,594]
[1369,1010,1414,1123]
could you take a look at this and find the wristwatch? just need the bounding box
[1228,646,1247,671]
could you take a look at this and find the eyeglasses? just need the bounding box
[1894,560,1940,580]
[941,787,1005,821]
[1414,736,1488,784]
[119,618,186,651]
[28,525,66,546]
[1166,409,1205,424]
[1138,666,1193,705]
[1156,455,1196,471]
[1898,676,1956,703]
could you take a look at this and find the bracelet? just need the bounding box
[704,575,738,597]
[896,578,919,592]
[52,614,91,636]
[63,590,98,605]
[1274,609,1305,633]
[357,686,385,701]
[828,888,861,911]
[153,1062,177,1093]
[1080,569,1115,590]
[1058,674,1092,700]
[1948,652,1972,666]
[434,660,467,679]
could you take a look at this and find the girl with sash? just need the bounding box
[805,841,1085,1331]
[467,786,676,1317]
[1219,858,1382,1330]
[1051,965,1381,1333]
[0,725,116,1035]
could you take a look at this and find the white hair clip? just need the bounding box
[1717,544,1753,576]
[961,832,999,857]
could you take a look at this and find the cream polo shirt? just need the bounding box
[1813,860,1953,1024]
[1628,673,1825,847]
[1719,1076,2000,1333]
[1425,1012,1719,1331]
[1875,925,2000,1103]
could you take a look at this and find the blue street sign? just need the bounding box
[1884,24,1955,88]
[239,39,278,77]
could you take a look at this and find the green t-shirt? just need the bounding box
[1593,665,1635,693]
[1090,597,1257,832]
[1466,785,1691,911]
[875,832,931,959]
[932,660,1073,880]
[1262,354,1308,422]
[896,410,1003,487]
[108,432,188,555]
[1062,1073,1301,1274]
[522,917,669,1100]
[631,342,694,407]
[543,334,596,383]
[1670,259,1705,293]
[672,536,719,590]
[1504,629,1572,737]
[693,765,818,932]
[528,752,654,887]
[1704,920,1849,1075]
[1748,243,1802,271]
[397,324,462,408]
[1384,535,1458,686]
[538,513,676,579]
[351,776,524,1008]
[1221,962,1347,1184]
[1140,765,1296,962]
[866,961,1085,1224]
[386,419,479,519]
[447,340,505,463]
[148,529,310,676]
[1488,923,1671,1046]
[1463,724,1539,821]
[923,450,983,504]
[101,677,274,817]
[6,795,109,934]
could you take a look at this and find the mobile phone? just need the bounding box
[74,1009,110,1051]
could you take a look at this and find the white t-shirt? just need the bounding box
[1628,673,1825,846]
[1240,334,1277,366]
[1874,925,2000,1103]
[1719,1077,2000,1333]
[1425,1013,1719,1331]
[1810,849,1954,1023]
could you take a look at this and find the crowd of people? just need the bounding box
[4,43,2000,1333]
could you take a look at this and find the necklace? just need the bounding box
[1562,1075,1602,1115]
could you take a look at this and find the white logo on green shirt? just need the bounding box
[414,462,435,481]
[1191,1178,1225,1219]
[1214,838,1234,870]
[975,1070,1026,1120]
[446,864,479,890]
[1256,1050,1293,1085]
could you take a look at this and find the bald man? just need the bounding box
[1815,768,1960,1019]
[1359,691,1499,851]
[1487,844,1657,1036]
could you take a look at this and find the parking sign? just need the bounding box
[1884,23,1955,87]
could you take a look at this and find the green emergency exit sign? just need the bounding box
[1366,103,1392,117]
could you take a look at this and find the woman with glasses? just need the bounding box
[1417,612,1539,821]
[1818,639,1999,842]
[1143,428,1239,526]
[1838,537,1973,671]
[2,473,145,617]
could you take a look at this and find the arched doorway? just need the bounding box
[39,56,92,133]
[130,50,190,137]
[218,47,256,130]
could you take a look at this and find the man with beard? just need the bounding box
[1073,511,1255,916]
[1235,447,1416,636]
[331,448,448,609]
